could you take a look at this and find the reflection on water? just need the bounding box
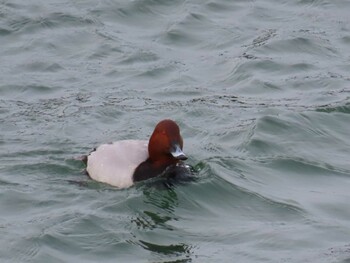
[138,240,192,261]
[130,185,194,261]
[143,183,179,211]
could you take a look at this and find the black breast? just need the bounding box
[133,160,191,183]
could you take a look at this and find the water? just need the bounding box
[1,0,350,262]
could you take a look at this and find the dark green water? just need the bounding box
[1,0,350,262]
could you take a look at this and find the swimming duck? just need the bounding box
[84,119,188,188]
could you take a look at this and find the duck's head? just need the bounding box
[148,119,187,166]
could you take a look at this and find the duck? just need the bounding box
[84,119,189,188]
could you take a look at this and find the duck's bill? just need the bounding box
[170,143,187,160]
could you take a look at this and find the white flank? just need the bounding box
[86,140,148,188]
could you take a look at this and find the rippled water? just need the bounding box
[1,0,350,262]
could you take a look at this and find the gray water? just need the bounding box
[1,0,350,262]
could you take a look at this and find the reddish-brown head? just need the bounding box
[148,119,187,166]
